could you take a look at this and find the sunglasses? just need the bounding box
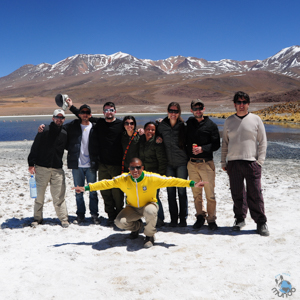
[235,100,249,105]
[125,121,134,126]
[168,109,179,114]
[54,116,65,120]
[80,110,90,115]
[104,108,115,113]
[192,106,204,111]
[129,166,142,170]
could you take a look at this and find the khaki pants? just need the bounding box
[187,160,216,223]
[34,165,68,222]
[114,203,158,237]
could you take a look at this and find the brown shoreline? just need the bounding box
[0,102,274,117]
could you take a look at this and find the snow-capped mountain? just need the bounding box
[250,46,300,76]
[1,46,300,85]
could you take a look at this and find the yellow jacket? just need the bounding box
[87,171,195,208]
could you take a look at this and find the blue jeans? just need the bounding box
[72,168,98,217]
[166,165,188,223]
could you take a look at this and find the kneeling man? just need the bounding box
[73,158,205,248]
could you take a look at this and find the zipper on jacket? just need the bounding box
[134,178,140,207]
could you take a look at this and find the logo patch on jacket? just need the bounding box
[142,186,147,191]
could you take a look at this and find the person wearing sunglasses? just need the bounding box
[186,99,220,231]
[221,91,269,236]
[121,116,140,173]
[62,104,100,225]
[67,99,124,226]
[73,158,206,248]
[156,102,189,227]
[28,109,69,228]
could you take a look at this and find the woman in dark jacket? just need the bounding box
[157,102,189,227]
[121,116,140,173]
[139,121,167,226]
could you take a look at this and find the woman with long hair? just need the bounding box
[157,102,189,227]
[121,116,140,173]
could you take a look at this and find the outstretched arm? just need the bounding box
[72,186,85,193]
[194,181,208,188]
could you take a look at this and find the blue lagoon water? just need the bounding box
[1,113,300,160]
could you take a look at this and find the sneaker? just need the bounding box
[91,215,100,225]
[73,215,85,225]
[193,215,205,229]
[144,236,155,248]
[232,218,246,231]
[178,219,187,227]
[208,221,218,231]
[257,222,270,236]
[129,219,144,239]
[31,220,42,228]
[61,221,69,228]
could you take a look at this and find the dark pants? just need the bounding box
[156,189,164,221]
[227,160,267,224]
[166,165,188,223]
[98,163,124,220]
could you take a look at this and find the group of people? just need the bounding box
[28,90,270,248]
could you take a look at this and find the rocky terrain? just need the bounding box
[208,100,300,124]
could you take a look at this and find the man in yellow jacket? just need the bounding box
[73,158,205,248]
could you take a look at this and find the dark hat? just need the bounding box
[79,104,91,113]
[191,99,204,108]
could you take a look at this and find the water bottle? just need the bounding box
[29,175,37,198]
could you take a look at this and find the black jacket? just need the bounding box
[186,116,220,160]
[28,122,67,168]
[70,105,123,166]
[157,117,188,167]
[121,131,140,171]
[63,119,98,170]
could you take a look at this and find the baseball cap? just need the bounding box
[53,109,65,117]
[79,104,91,113]
[191,99,204,108]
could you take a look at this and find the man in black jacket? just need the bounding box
[28,109,69,228]
[67,100,124,226]
[64,104,99,225]
[186,100,220,230]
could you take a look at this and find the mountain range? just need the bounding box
[0,45,300,115]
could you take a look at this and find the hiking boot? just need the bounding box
[169,221,178,227]
[31,220,42,228]
[178,219,187,227]
[129,219,144,239]
[106,218,115,227]
[193,215,205,229]
[257,222,270,236]
[144,236,155,248]
[73,215,85,225]
[232,218,246,231]
[208,221,218,231]
[91,215,100,225]
[61,221,69,228]
[156,218,165,228]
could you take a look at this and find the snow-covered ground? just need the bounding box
[0,141,299,300]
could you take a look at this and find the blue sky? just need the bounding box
[0,0,299,78]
